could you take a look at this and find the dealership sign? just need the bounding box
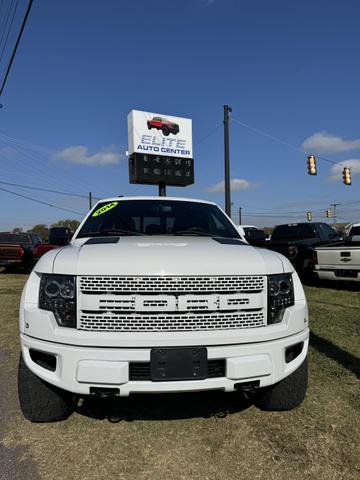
[128,110,193,159]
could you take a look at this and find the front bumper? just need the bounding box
[20,329,309,396]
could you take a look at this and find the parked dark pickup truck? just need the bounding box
[266,222,341,278]
[0,232,43,272]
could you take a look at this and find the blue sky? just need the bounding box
[1,0,360,229]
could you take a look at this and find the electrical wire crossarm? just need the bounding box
[0,185,85,216]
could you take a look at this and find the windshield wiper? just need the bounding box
[172,227,215,237]
[101,228,145,236]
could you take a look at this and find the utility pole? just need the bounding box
[89,192,92,210]
[223,104,232,217]
[238,207,242,225]
[330,203,340,228]
[159,182,166,197]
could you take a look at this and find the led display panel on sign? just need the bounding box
[129,154,194,187]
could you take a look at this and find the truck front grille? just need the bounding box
[79,275,264,294]
[77,275,267,332]
[78,310,265,332]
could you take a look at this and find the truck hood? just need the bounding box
[36,236,288,276]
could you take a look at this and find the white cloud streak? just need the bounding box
[207,178,261,193]
[54,145,124,166]
[0,146,17,156]
[302,131,360,154]
[328,159,360,181]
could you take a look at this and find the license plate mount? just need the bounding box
[150,347,208,382]
[335,269,358,278]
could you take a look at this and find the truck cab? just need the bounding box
[18,197,309,422]
[267,222,340,278]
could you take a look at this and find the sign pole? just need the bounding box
[159,182,166,197]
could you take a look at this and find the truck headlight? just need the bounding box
[267,273,294,324]
[39,274,76,328]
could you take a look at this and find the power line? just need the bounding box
[0,0,15,58]
[0,0,34,98]
[0,135,97,195]
[231,117,346,168]
[0,0,19,66]
[195,123,223,146]
[0,185,85,216]
[0,179,101,199]
[0,131,112,196]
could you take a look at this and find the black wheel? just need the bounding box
[148,124,152,130]
[18,353,74,422]
[22,259,34,274]
[255,358,308,411]
[162,126,170,136]
[300,258,315,284]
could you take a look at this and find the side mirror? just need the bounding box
[48,228,72,246]
[245,229,266,247]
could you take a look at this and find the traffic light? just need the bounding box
[326,209,331,218]
[307,211,312,221]
[307,155,317,175]
[342,167,351,185]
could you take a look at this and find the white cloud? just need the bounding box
[0,146,17,156]
[328,159,360,181]
[302,131,360,154]
[54,145,124,166]
[207,178,261,193]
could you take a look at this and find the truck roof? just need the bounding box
[94,196,218,206]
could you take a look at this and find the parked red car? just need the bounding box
[147,116,179,136]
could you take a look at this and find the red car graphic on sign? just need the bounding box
[147,116,180,136]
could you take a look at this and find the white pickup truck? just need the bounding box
[19,196,309,422]
[315,223,360,282]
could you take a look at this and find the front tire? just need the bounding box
[162,126,170,136]
[255,358,308,411]
[18,353,74,422]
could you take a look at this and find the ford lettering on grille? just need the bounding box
[78,276,267,332]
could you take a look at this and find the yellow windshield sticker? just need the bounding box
[92,202,118,217]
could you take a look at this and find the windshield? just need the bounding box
[0,233,31,244]
[349,226,360,236]
[243,227,258,235]
[271,224,316,240]
[77,200,241,239]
